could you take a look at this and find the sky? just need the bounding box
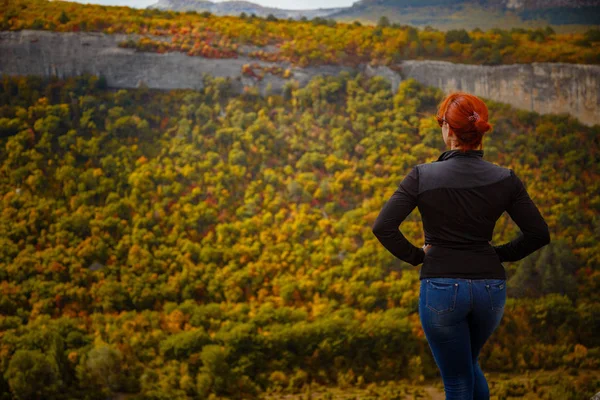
[68,0,357,10]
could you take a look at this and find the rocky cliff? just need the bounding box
[1,30,598,126]
[397,61,600,126]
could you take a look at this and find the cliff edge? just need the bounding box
[1,30,598,126]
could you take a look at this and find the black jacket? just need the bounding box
[371,149,551,280]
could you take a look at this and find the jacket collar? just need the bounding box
[437,149,484,162]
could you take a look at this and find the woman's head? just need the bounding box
[435,92,492,151]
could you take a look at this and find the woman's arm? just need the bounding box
[493,169,551,262]
[372,166,425,266]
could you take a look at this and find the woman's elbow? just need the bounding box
[536,227,551,247]
[541,228,551,246]
[371,222,383,237]
[371,219,388,237]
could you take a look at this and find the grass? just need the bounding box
[261,368,600,400]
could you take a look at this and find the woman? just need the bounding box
[371,92,550,399]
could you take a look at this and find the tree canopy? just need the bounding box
[0,74,598,398]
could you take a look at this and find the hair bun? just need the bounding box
[474,119,491,134]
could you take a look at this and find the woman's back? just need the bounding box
[415,148,549,279]
[372,148,550,280]
[418,151,510,247]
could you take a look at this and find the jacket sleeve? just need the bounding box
[372,166,425,266]
[493,169,551,262]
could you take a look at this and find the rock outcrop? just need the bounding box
[398,60,600,126]
[1,30,598,126]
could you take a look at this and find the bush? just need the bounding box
[446,29,471,44]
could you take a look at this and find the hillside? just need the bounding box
[0,72,598,399]
[0,1,599,399]
[3,0,600,68]
[148,0,600,31]
[148,0,345,19]
[330,0,600,31]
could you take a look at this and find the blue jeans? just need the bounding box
[418,278,506,400]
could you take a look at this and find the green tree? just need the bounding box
[82,344,123,396]
[58,10,70,25]
[508,239,578,299]
[196,345,232,397]
[445,29,471,44]
[4,349,62,400]
[377,16,390,28]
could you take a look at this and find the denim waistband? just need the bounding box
[423,277,506,282]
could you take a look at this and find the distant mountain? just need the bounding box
[347,0,600,10]
[328,0,600,30]
[148,0,600,30]
[147,0,346,19]
[330,0,600,29]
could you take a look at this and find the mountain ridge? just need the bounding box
[148,0,600,30]
[148,0,346,19]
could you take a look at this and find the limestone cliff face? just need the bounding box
[398,61,600,127]
[1,30,599,126]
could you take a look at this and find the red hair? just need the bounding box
[435,92,492,151]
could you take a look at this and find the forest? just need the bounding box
[1,0,600,66]
[0,72,598,399]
